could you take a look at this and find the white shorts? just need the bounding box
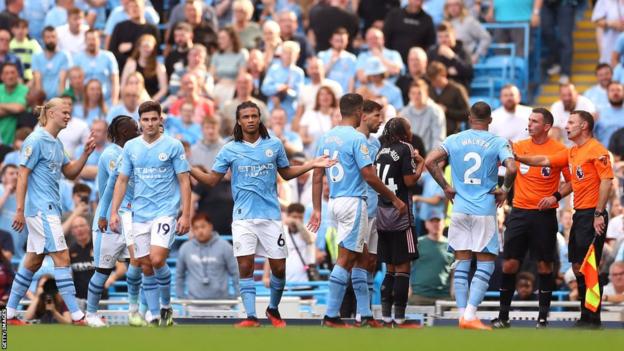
[367,217,378,254]
[119,209,134,247]
[93,230,129,269]
[231,219,287,259]
[133,216,177,258]
[329,197,369,253]
[447,213,499,254]
[26,213,67,254]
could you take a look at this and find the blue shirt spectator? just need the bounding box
[73,31,119,104]
[32,28,72,100]
[104,2,160,36]
[22,0,54,44]
[317,28,357,93]
[261,41,304,123]
[165,114,203,146]
[415,171,446,223]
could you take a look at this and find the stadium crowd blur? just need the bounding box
[0,0,624,314]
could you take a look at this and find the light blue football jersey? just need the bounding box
[366,136,381,217]
[20,129,70,217]
[93,144,134,231]
[119,135,189,223]
[441,129,513,216]
[316,126,373,199]
[213,137,289,221]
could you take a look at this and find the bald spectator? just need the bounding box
[426,22,473,90]
[585,63,613,111]
[489,84,532,142]
[278,10,314,70]
[221,73,269,131]
[260,20,282,67]
[308,0,359,52]
[396,47,428,104]
[426,61,469,136]
[400,79,446,152]
[168,73,215,124]
[56,8,89,55]
[383,0,436,63]
[594,82,624,146]
[356,27,404,85]
[232,0,261,50]
[106,87,140,123]
[551,83,596,144]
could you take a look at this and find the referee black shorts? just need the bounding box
[378,227,419,265]
[503,208,558,262]
[569,208,607,264]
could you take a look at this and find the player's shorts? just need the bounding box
[329,197,369,253]
[569,208,607,264]
[133,216,177,258]
[378,227,419,265]
[367,217,378,254]
[502,208,558,262]
[119,209,134,248]
[447,213,499,254]
[93,229,129,269]
[231,219,287,259]
[25,212,67,254]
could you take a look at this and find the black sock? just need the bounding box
[393,272,410,321]
[575,274,589,321]
[499,273,516,321]
[381,272,394,319]
[538,273,554,321]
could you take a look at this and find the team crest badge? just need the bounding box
[576,165,584,180]
[108,160,116,171]
[360,144,369,155]
[158,153,168,161]
[234,241,242,252]
[541,167,551,177]
[103,255,113,263]
[23,146,32,158]
[180,154,186,160]
[265,149,274,158]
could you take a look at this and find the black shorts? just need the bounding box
[569,208,607,264]
[378,227,419,265]
[503,208,558,262]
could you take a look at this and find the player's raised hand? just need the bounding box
[443,185,456,203]
[537,195,557,211]
[109,212,121,233]
[98,217,108,232]
[12,211,25,232]
[312,155,337,168]
[307,210,321,233]
[83,133,97,155]
[392,198,408,215]
[177,215,190,235]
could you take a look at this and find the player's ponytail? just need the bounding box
[35,98,65,127]
[108,115,135,144]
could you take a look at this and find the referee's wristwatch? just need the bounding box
[594,210,607,217]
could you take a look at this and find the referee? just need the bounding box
[492,108,572,329]
[516,110,614,329]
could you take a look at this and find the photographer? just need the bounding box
[61,183,93,236]
[23,275,71,324]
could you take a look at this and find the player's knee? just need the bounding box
[149,254,166,268]
[502,260,520,273]
[271,266,286,279]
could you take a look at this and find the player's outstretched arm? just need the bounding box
[62,134,96,180]
[277,155,336,180]
[11,166,30,232]
[361,165,407,215]
[177,172,192,235]
[515,154,551,167]
[109,173,129,233]
[307,167,324,233]
[190,166,225,187]
[424,147,455,202]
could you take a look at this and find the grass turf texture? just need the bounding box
[7,325,624,351]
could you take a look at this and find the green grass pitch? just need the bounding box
[6,325,624,351]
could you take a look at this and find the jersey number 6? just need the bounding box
[323,149,344,182]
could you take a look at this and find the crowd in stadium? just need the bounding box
[0,0,623,326]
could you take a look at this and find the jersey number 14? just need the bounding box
[376,164,398,194]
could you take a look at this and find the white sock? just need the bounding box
[71,311,85,321]
[458,307,465,316]
[6,307,16,319]
[383,317,393,323]
[145,310,153,322]
[355,313,361,322]
[128,304,139,313]
[86,312,97,318]
[394,318,405,325]
[463,304,477,321]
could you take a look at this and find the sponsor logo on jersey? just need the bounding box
[180,154,186,160]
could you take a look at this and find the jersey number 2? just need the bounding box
[463,152,482,185]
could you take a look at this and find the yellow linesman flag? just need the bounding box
[580,243,600,312]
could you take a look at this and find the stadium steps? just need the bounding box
[535,8,598,107]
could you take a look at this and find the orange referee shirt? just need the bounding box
[548,138,614,210]
[513,138,571,209]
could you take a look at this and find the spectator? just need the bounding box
[32,26,71,101]
[513,272,538,302]
[106,86,140,123]
[9,19,40,82]
[0,28,22,78]
[169,44,214,97]
[427,22,473,90]
[260,20,282,67]
[409,211,454,305]
[232,0,262,50]
[74,29,120,106]
[400,79,446,152]
[108,0,160,72]
[166,101,203,145]
[220,72,270,132]
[80,80,107,125]
[63,66,85,115]
[288,152,313,205]
[122,71,150,102]
[363,56,404,110]
[607,204,624,249]
[603,261,624,304]
[414,167,447,230]
[0,244,12,304]
[0,163,23,257]
[299,86,337,156]
[585,63,613,111]
[542,0,577,84]
[56,95,89,158]
[246,48,268,102]
[317,27,357,94]
[167,73,215,124]
[168,0,218,54]
[67,216,94,303]
[44,0,72,28]
[121,34,168,102]
[257,0,277,23]
[73,119,107,194]
[210,26,248,106]
[23,275,71,324]
[56,8,89,55]
[444,0,491,64]
[104,0,160,46]
[396,47,428,104]
[489,84,532,142]
[0,0,22,32]
[278,10,313,70]
[14,89,42,130]
[189,116,225,169]
[262,40,304,122]
[592,0,624,64]
[356,27,404,85]
[384,0,436,63]
[282,203,316,284]
[165,0,217,52]
[61,183,93,236]
[486,0,541,58]
[0,62,27,147]
[357,0,401,32]
[308,0,359,52]
[268,107,303,156]
[0,126,28,166]
[165,22,194,79]
[551,83,596,144]
[426,61,469,135]
[176,213,239,300]
[594,82,624,146]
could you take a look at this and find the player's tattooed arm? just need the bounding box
[190,166,225,187]
[424,147,454,201]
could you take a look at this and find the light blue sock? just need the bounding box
[467,261,495,308]
[367,272,374,303]
[239,278,256,318]
[352,268,372,317]
[54,267,82,318]
[268,274,285,310]
[142,275,160,319]
[7,267,34,313]
[326,265,350,318]
[86,271,110,313]
[454,260,471,310]
[154,265,172,308]
[126,265,142,308]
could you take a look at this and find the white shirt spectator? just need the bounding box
[607,214,624,242]
[592,0,624,63]
[489,104,532,142]
[55,23,89,55]
[300,109,333,156]
[551,95,596,144]
[297,80,343,113]
[57,118,90,158]
[284,225,315,284]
